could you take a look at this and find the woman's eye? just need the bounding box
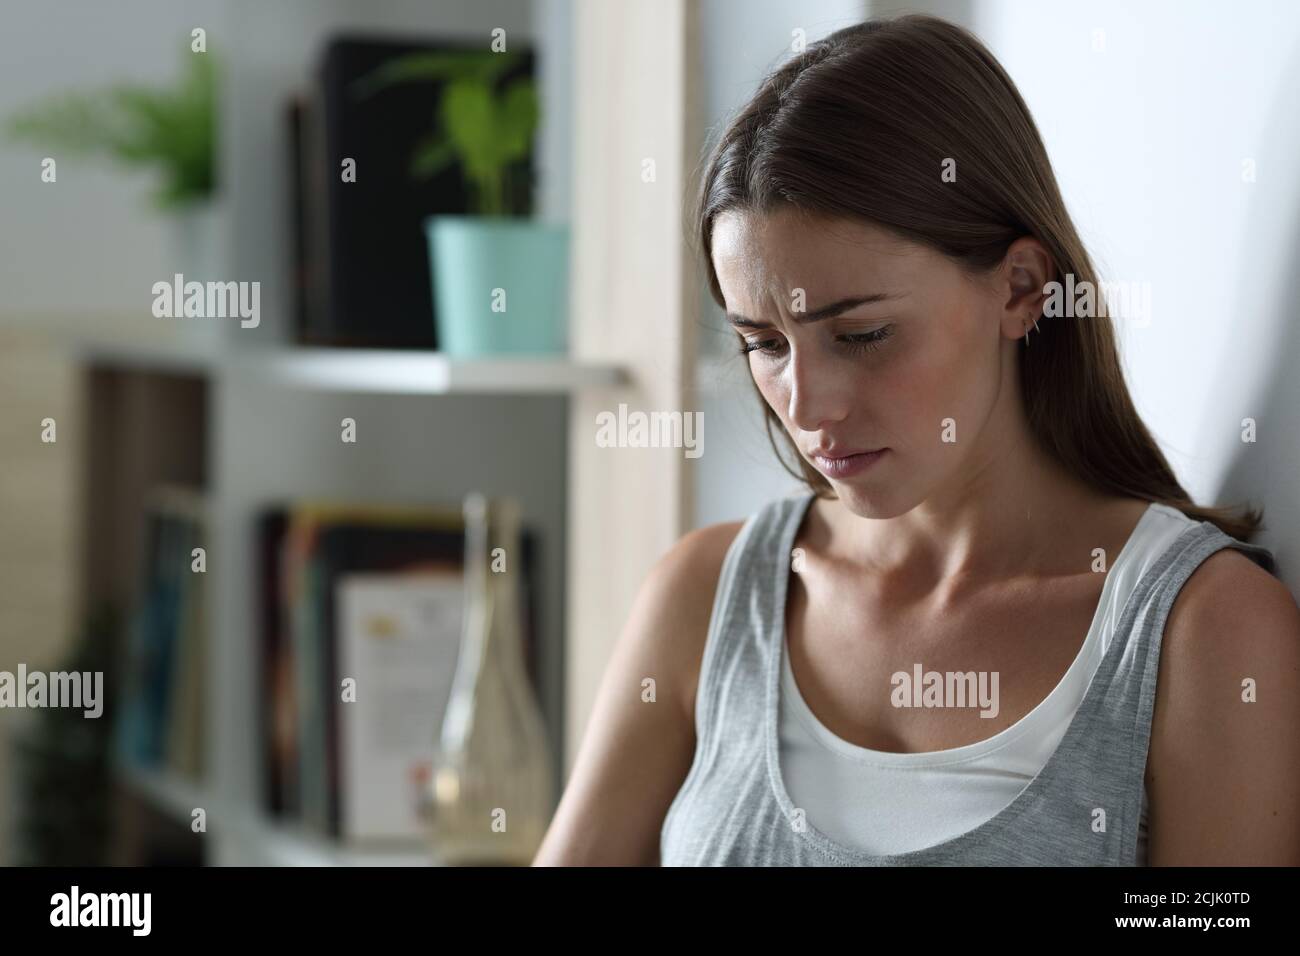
[737,337,785,356]
[737,325,894,359]
[838,325,894,354]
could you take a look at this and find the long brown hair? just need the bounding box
[697,14,1262,541]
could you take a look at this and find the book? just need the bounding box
[336,571,465,842]
[256,510,293,816]
[301,521,462,836]
[287,95,312,343]
[263,500,541,836]
[164,502,206,781]
[115,487,208,782]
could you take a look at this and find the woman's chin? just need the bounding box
[827,482,897,519]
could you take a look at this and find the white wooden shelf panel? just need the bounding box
[117,764,432,867]
[73,340,628,395]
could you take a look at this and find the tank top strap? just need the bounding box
[1106,517,1275,734]
[690,492,813,738]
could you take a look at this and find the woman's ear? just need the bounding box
[998,236,1056,341]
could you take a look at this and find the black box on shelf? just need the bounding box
[291,34,537,350]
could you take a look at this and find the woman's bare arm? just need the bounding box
[531,521,744,865]
[1147,549,1300,865]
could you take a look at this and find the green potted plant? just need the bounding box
[6,52,219,285]
[355,50,568,357]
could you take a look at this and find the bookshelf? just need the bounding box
[82,336,628,865]
[58,0,699,868]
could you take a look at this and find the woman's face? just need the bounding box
[711,207,1034,519]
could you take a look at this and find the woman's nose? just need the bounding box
[786,349,848,433]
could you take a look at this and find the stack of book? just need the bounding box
[256,501,541,844]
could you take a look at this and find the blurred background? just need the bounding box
[0,0,1297,865]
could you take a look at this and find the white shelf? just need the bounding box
[74,338,220,375]
[219,820,433,868]
[116,763,208,825]
[235,347,627,395]
[72,339,628,395]
[117,763,432,866]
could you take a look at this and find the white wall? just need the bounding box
[971,0,1300,577]
[534,0,572,226]
[0,0,227,320]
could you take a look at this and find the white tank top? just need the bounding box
[779,501,1198,864]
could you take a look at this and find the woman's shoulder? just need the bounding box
[656,492,810,582]
[1163,544,1296,658]
[1145,544,1300,862]
[1134,490,1290,657]
[648,519,749,637]
[643,504,804,723]
[623,520,741,726]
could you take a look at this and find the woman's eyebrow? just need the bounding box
[725,292,904,329]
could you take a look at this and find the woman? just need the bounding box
[534,14,1300,865]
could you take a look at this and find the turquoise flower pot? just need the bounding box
[425,216,569,357]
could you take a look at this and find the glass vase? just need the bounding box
[422,492,554,865]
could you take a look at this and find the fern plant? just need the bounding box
[6,53,216,210]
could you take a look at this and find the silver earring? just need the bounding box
[1023,317,1041,345]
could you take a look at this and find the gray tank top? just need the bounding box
[659,492,1278,865]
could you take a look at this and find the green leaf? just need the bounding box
[5,48,216,208]
[495,80,538,163]
[351,50,518,100]
[409,134,456,179]
[6,94,123,154]
[347,48,540,216]
[441,79,501,183]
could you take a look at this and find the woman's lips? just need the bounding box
[811,448,888,478]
